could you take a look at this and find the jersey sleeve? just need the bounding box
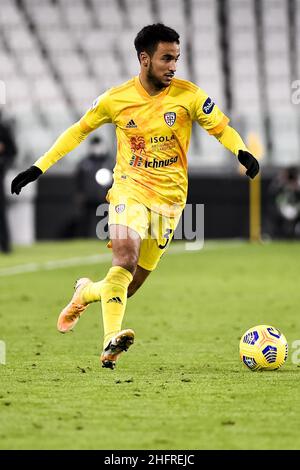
[191,88,229,135]
[80,91,113,130]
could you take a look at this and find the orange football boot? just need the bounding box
[57,278,92,333]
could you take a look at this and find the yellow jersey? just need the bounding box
[80,77,230,216]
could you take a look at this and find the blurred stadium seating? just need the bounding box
[0,0,299,170]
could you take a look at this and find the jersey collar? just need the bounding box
[134,76,170,99]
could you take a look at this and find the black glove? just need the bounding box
[238,150,260,179]
[11,165,42,195]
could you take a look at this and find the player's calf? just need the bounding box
[127,265,151,298]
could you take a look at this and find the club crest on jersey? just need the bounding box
[115,204,125,213]
[164,112,176,127]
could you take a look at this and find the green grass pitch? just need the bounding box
[0,240,300,450]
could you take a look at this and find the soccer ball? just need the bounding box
[239,325,288,371]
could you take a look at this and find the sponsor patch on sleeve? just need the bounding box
[202,97,215,114]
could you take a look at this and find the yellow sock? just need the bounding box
[99,266,133,348]
[81,280,104,304]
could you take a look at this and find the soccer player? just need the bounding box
[11,24,259,369]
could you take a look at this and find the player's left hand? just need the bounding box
[238,150,259,179]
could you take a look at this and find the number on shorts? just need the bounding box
[158,228,173,249]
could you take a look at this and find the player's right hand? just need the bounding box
[238,150,260,179]
[11,165,43,195]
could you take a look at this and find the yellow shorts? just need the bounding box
[108,194,181,271]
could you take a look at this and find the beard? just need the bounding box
[146,62,167,90]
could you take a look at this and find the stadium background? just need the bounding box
[1,0,300,452]
[1,0,300,243]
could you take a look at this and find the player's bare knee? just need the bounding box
[113,252,138,274]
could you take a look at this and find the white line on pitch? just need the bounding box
[0,254,111,277]
[0,241,244,277]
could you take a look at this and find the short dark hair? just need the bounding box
[134,23,180,61]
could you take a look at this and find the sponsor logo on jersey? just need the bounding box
[115,204,125,213]
[145,156,178,168]
[130,136,145,153]
[150,135,175,144]
[129,155,178,169]
[126,119,137,128]
[202,97,215,114]
[129,155,143,167]
[164,112,176,127]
